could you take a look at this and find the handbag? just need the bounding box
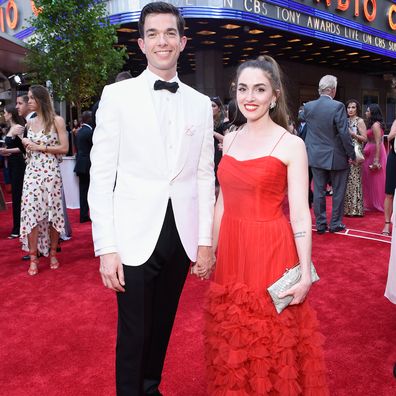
[354,142,365,163]
[267,262,320,314]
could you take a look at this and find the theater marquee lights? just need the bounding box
[5,0,396,57]
[294,0,396,30]
[0,0,38,33]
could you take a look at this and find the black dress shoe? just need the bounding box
[329,224,346,233]
[316,226,328,234]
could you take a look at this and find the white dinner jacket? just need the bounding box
[88,72,215,266]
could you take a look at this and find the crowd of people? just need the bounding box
[0,1,395,395]
[210,83,395,236]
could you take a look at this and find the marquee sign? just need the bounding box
[5,0,396,58]
[0,0,36,34]
[290,0,396,32]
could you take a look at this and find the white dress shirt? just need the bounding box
[144,69,183,178]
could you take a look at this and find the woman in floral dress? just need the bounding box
[21,85,69,276]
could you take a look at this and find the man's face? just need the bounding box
[138,13,186,80]
[16,97,29,118]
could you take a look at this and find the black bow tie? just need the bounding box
[154,80,179,93]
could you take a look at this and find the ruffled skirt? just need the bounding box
[205,282,329,396]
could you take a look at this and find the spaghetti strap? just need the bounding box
[224,128,242,156]
[269,132,287,156]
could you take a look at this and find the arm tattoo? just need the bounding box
[294,231,306,239]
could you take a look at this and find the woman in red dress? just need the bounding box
[205,56,329,395]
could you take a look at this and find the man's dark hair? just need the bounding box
[115,71,132,82]
[81,111,92,125]
[17,94,28,103]
[138,2,185,38]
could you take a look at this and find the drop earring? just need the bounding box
[269,102,276,110]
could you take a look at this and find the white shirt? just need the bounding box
[81,123,93,130]
[144,68,182,177]
[26,112,36,121]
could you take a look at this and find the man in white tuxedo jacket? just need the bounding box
[88,3,215,395]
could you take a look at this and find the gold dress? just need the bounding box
[344,117,364,216]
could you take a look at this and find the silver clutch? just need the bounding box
[267,262,319,314]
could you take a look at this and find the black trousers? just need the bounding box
[78,173,90,221]
[116,201,190,396]
[9,160,25,235]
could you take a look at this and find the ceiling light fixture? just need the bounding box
[221,24,240,30]
[197,30,216,35]
[249,29,264,34]
[117,28,137,33]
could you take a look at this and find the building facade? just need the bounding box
[1,0,396,124]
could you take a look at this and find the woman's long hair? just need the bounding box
[366,103,385,130]
[4,104,25,126]
[232,55,289,130]
[29,85,56,134]
[210,96,226,131]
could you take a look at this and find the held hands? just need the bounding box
[99,253,125,292]
[191,246,216,280]
[278,278,312,306]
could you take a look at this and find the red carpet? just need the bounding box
[1,191,396,395]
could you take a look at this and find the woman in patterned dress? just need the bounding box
[344,99,367,216]
[21,85,69,276]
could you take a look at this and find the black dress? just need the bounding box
[385,139,396,195]
[214,121,228,186]
[5,136,26,235]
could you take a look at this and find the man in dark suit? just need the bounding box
[74,111,93,223]
[297,105,313,207]
[304,75,355,234]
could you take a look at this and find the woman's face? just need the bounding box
[211,101,220,117]
[236,67,277,123]
[365,107,371,119]
[347,102,357,117]
[4,109,11,123]
[73,119,78,127]
[27,91,39,112]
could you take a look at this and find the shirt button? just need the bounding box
[168,121,172,125]
[166,97,170,102]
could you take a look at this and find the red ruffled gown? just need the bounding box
[205,154,329,396]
